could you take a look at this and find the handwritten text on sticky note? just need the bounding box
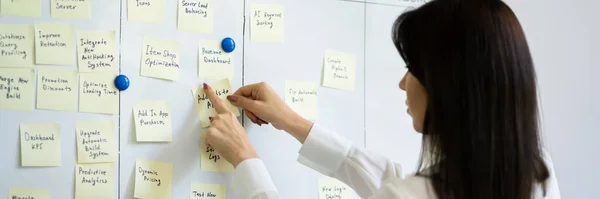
[193,78,240,127]
[0,68,35,111]
[190,183,226,199]
[79,73,119,114]
[75,163,115,199]
[140,36,180,81]
[34,22,75,65]
[178,0,214,33]
[250,4,284,43]
[8,187,50,199]
[20,123,61,167]
[51,0,91,19]
[133,101,173,142]
[135,158,173,199]
[128,0,164,23]
[285,80,318,120]
[0,0,41,17]
[322,50,356,91]
[0,24,34,67]
[36,67,78,112]
[198,40,233,80]
[76,120,116,163]
[201,131,233,172]
[77,30,117,72]
[318,177,353,199]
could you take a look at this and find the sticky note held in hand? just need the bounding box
[192,78,240,127]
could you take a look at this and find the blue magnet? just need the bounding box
[221,37,235,53]
[114,74,130,91]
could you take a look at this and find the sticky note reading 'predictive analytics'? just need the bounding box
[35,22,76,65]
[0,0,41,17]
[0,68,35,111]
[134,101,173,142]
[0,24,35,67]
[322,50,357,91]
[76,120,116,163]
[178,0,214,33]
[201,130,233,172]
[192,78,240,127]
[37,67,78,112]
[135,158,173,199]
[285,80,318,121]
[79,73,119,114]
[75,163,115,199]
[318,177,353,199]
[77,30,118,72]
[190,183,226,199]
[141,37,180,81]
[51,0,91,19]
[250,4,284,43]
[128,0,164,23]
[20,123,61,167]
[198,40,233,80]
[8,187,50,199]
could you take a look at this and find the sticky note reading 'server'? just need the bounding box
[285,80,318,121]
[198,40,233,81]
[34,22,76,65]
[37,67,78,112]
[76,120,116,163]
[250,4,284,43]
[133,101,173,142]
[322,50,357,91]
[0,68,35,111]
[128,0,164,23]
[192,78,240,127]
[8,187,50,199]
[318,177,353,199]
[135,158,173,199]
[0,24,34,67]
[190,183,226,199]
[0,0,41,17]
[141,36,180,81]
[77,31,117,72]
[51,0,91,19]
[201,130,233,172]
[79,73,119,114]
[20,123,61,167]
[75,163,115,199]
[178,0,214,33]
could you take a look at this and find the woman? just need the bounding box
[202,0,561,198]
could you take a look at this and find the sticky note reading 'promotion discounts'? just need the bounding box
[75,163,115,199]
[200,130,233,172]
[250,4,284,43]
[198,40,233,80]
[141,37,180,81]
[133,101,173,142]
[51,0,91,19]
[178,0,214,33]
[8,187,50,199]
[37,68,78,111]
[0,68,35,111]
[35,22,76,65]
[193,78,240,127]
[79,73,119,114]
[77,30,117,72]
[76,120,116,163]
[318,177,353,199]
[285,80,318,121]
[190,183,226,199]
[135,158,173,199]
[128,0,164,24]
[20,123,61,167]
[0,24,34,67]
[0,0,41,17]
[322,50,356,91]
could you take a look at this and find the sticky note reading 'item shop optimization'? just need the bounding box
[250,4,284,43]
[133,101,173,142]
[37,67,78,111]
[0,68,35,111]
[0,0,41,17]
[75,163,115,199]
[190,183,226,199]
[8,187,50,199]
[0,24,35,67]
[135,158,173,199]
[128,0,164,23]
[79,73,119,114]
[76,120,116,163]
[77,30,117,72]
[34,22,76,65]
[51,0,91,19]
[201,130,233,172]
[198,40,233,80]
[193,78,240,127]
[322,50,357,91]
[178,0,214,33]
[318,177,353,199]
[141,36,180,81]
[285,80,318,121]
[20,123,61,167]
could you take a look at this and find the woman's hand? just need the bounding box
[226,82,313,143]
[203,83,258,168]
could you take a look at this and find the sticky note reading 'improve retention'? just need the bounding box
[128,0,164,24]
[79,73,119,114]
[193,78,240,127]
[20,123,61,167]
[318,177,353,199]
[76,120,116,163]
[285,80,318,121]
[0,0,41,17]
[198,40,233,81]
[201,130,233,172]
[322,50,357,91]
[178,0,214,33]
[190,183,226,199]
[8,187,50,199]
[0,68,35,111]
[141,36,180,81]
[37,67,78,112]
[51,0,91,19]
[250,4,284,43]
[75,163,115,199]
[134,101,173,142]
[0,24,35,67]
[77,30,118,72]
[35,22,76,65]
[135,158,173,199]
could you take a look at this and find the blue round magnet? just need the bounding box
[114,74,130,91]
[221,37,235,53]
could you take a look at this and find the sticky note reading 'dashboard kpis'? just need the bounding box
[37,67,78,112]
[178,0,214,33]
[76,120,117,163]
[135,158,173,199]
[192,78,240,127]
[322,50,357,91]
[77,30,118,72]
[20,123,61,167]
[128,0,165,23]
[0,0,42,17]
[75,163,115,199]
[141,36,180,81]
[8,187,50,199]
[0,24,35,67]
[250,4,284,43]
[35,22,76,65]
[190,183,226,199]
[318,177,353,199]
[285,80,318,121]
[51,0,91,19]
[134,101,173,142]
[0,68,35,111]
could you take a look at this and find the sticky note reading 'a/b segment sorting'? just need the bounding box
[318,177,353,199]
[0,24,35,67]
[75,163,115,199]
[135,158,173,199]
[322,50,357,91]
[77,30,118,72]
[20,123,61,167]
[201,130,233,172]
[190,183,226,199]
[192,78,240,127]
[8,187,50,199]
[128,0,164,24]
[37,67,78,112]
[178,0,214,33]
[76,120,117,163]
[133,101,173,142]
[51,0,91,19]
[141,36,181,81]
[285,80,318,121]
[0,68,35,111]
[34,22,76,65]
[79,73,119,114]
[0,0,41,17]
[198,40,233,81]
[250,4,284,43]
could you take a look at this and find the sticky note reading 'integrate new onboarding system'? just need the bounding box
[76,120,117,163]
[36,67,78,112]
[20,123,61,167]
[133,101,173,142]
[8,187,50,199]
[0,68,35,111]
[0,24,35,67]
[192,78,240,127]
[79,73,119,114]
[51,0,91,19]
[35,22,76,65]
[201,130,233,172]
[318,177,353,199]
[250,4,284,43]
[140,36,180,81]
[1,0,41,17]
[128,0,164,23]
[285,80,318,121]
[322,50,356,91]
[77,30,118,72]
[135,158,173,199]
[190,183,226,199]
[75,163,115,199]
[198,40,233,81]
[178,0,214,33]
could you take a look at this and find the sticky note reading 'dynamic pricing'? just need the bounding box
[134,158,173,199]
[192,78,240,127]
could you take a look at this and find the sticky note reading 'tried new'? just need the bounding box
[135,158,173,199]
[128,0,164,23]
[37,67,78,112]
[79,73,119,114]
[190,183,226,199]
[0,0,41,17]
[285,80,318,121]
[178,0,214,33]
[141,36,180,81]
[77,30,118,72]
[0,24,35,67]
[20,123,61,167]
[0,68,35,111]
[322,50,357,91]
[34,22,76,65]
[133,101,173,142]
[8,187,50,199]
[192,78,240,127]
[76,120,116,163]
[201,130,233,172]
[198,40,233,81]
[250,4,284,43]
[318,177,353,199]
[75,163,115,199]
[51,0,91,19]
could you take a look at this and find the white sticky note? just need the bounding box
[79,73,119,114]
[133,101,173,142]
[8,187,50,199]
[140,36,180,81]
[76,120,117,163]
[198,40,233,81]
[250,4,284,43]
[192,78,240,127]
[322,50,356,91]
[178,0,214,33]
[285,80,318,121]
[77,30,118,72]
[36,67,78,112]
[200,130,233,172]
[51,0,91,19]
[190,183,226,199]
[20,123,61,167]
[0,0,41,17]
[34,22,76,65]
[134,158,173,199]
[318,177,353,199]
[0,68,35,111]
[75,163,115,199]
[128,0,164,24]
[0,24,35,67]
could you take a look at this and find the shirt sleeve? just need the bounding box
[231,158,280,199]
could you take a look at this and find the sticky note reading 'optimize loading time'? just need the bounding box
[318,177,353,199]
[0,68,35,111]
[190,183,226,199]
[0,24,35,67]
[178,0,214,33]
[193,78,240,127]
[128,0,164,23]
[37,67,78,112]
[285,80,318,121]
[201,130,233,172]
[76,120,117,163]
[79,73,119,114]
[8,187,50,199]
[0,0,41,17]
[135,158,173,199]
[20,123,61,167]
[198,40,233,81]
[51,0,91,19]
[250,4,284,43]
[322,50,357,91]
[77,30,118,72]
[75,163,115,199]
[141,36,180,81]
[134,101,173,142]
[35,22,76,65]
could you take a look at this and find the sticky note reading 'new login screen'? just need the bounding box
[318,177,353,199]
[0,24,35,67]
[135,158,173,199]
[141,36,180,81]
[192,78,240,127]
[0,68,35,111]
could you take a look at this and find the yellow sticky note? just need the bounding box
[8,187,50,199]
[79,73,119,114]
[285,80,318,121]
[198,40,233,81]
[0,68,35,111]
[128,0,164,24]
[76,120,117,163]
[140,36,180,81]
[34,22,76,65]
[134,158,173,199]
[190,183,226,199]
[200,131,233,172]
[0,0,41,17]
[192,78,240,127]
[250,4,284,43]
[51,0,91,19]
[77,30,118,72]
[36,67,78,111]
[177,0,214,33]
[133,101,173,142]
[75,163,115,199]
[20,123,61,167]
[322,50,356,91]
[0,24,35,67]
[318,177,352,199]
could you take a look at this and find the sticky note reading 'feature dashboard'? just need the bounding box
[193,78,240,127]
[141,37,180,81]
[322,50,356,91]
[190,183,226,199]
[128,0,164,24]
[133,101,173,142]
[198,40,233,80]
[34,22,76,65]
[285,80,318,121]
[75,163,115,199]
[135,158,173,199]
[178,0,214,33]
[8,187,50,199]
[37,67,78,112]
[250,4,284,43]
[51,0,91,19]
[0,68,35,111]
[0,24,35,67]
[20,123,61,167]
[318,177,353,199]
[77,30,118,72]
[0,0,41,17]
[201,130,233,172]
[76,120,116,163]
[79,73,119,114]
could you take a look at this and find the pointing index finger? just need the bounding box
[203,83,229,114]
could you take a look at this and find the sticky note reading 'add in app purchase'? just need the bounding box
[178,0,214,33]
[250,4,284,43]
[285,80,318,121]
[140,36,180,81]
[318,177,353,199]
[322,50,357,91]
[192,78,240,127]
[128,0,165,24]
[190,183,226,199]
[79,73,119,114]
[0,24,35,67]
[75,163,115,199]
[0,0,41,17]
[37,67,78,112]
[51,0,91,19]
[201,130,233,172]
[198,40,234,81]
[76,120,117,163]
[135,158,173,199]
[8,187,50,199]
[20,123,61,167]
[0,68,35,111]
[77,30,118,72]
[133,101,173,142]
[35,22,76,65]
